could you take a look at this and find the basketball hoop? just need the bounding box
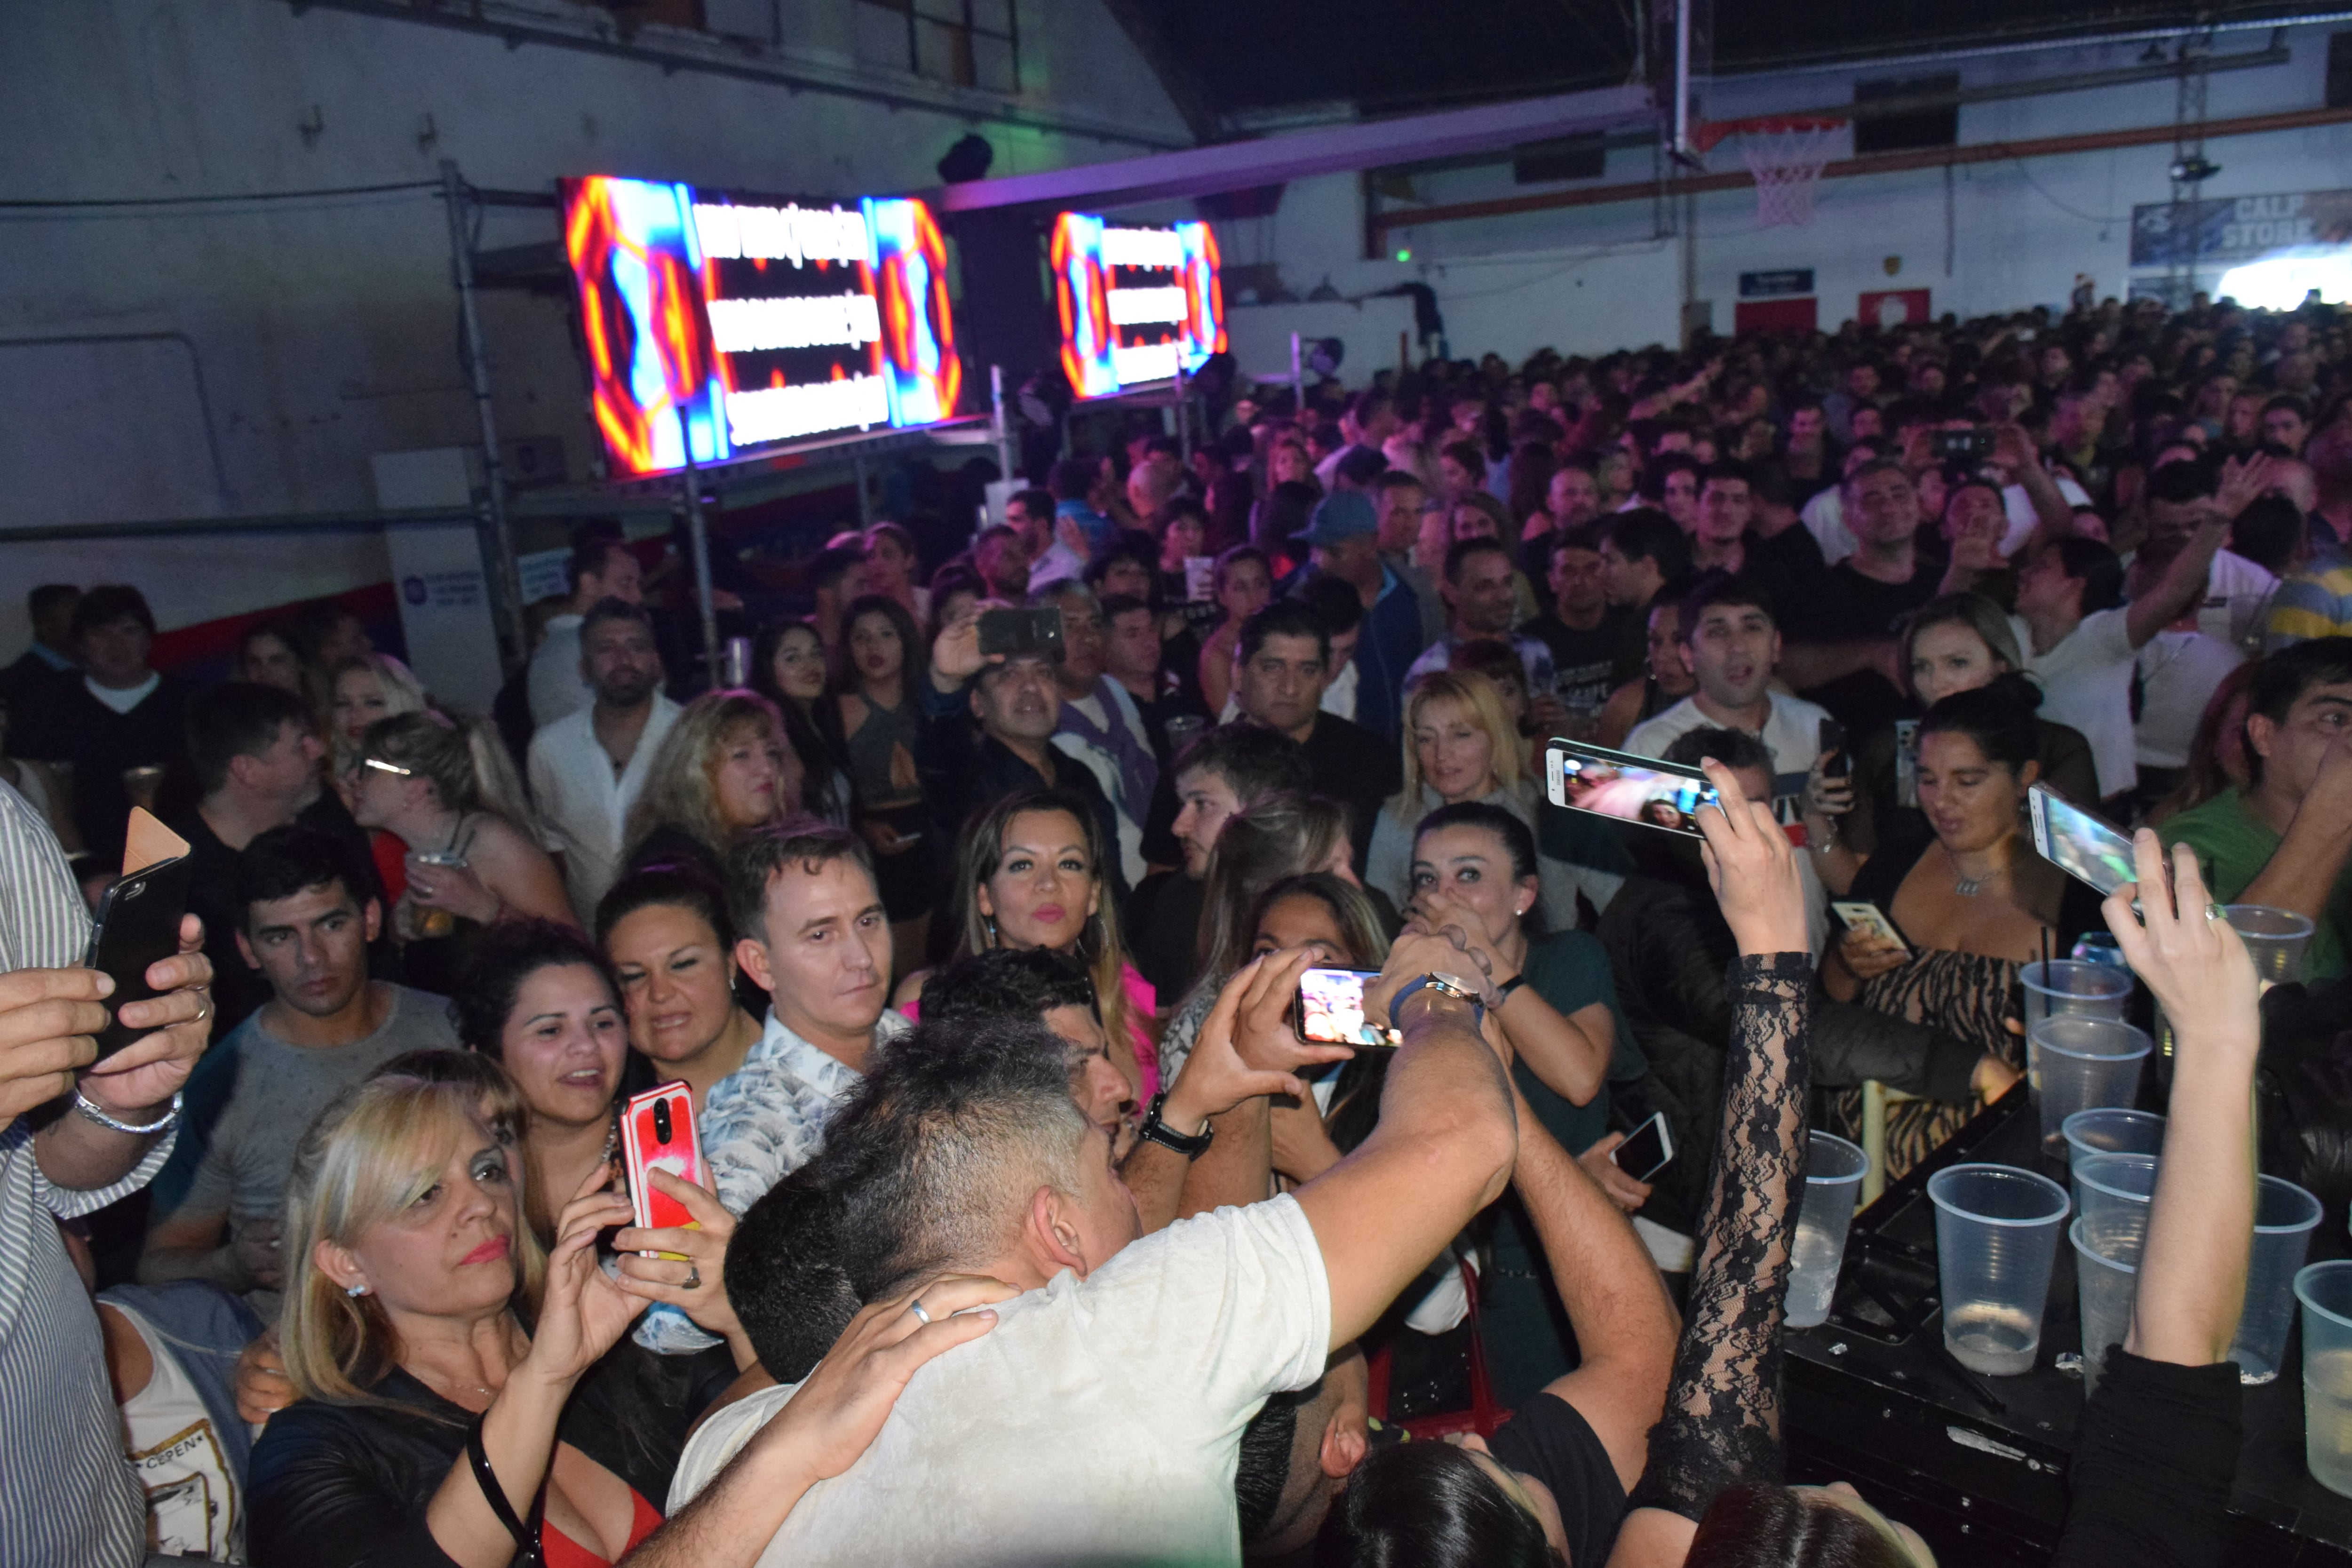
[1694,116,1846,229]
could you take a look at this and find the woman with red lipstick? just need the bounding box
[1822,685,2103,1177]
[622,691,795,885]
[901,789,1158,1109]
[830,594,939,984]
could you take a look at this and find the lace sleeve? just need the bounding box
[1627,952,1813,1522]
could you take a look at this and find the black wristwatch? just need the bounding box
[1137,1091,1214,1157]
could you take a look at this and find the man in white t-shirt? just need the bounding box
[1624,576,1832,802]
[647,936,1516,1568]
[2013,514,2229,804]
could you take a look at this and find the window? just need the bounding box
[853,0,1018,94]
[1853,72,1959,155]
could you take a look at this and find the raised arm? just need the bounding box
[2049,831,2260,1568]
[2123,510,2230,651]
[1506,1081,1680,1491]
[1612,762,1815,1567]
[1291,930,1519,1346]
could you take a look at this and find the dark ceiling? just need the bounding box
[1121,0,2327,123]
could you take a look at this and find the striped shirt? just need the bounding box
[2263,543,2352,651]
[0,778,173,1568]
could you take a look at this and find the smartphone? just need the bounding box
[1819,718,1851,780]
[1831,901,1910,956]
[2027,785,2139,897]
[84,854,193,1059]
[1893,719,1921,809]
[1931,428,1996,464]
[977,607,1065,663]
[1295,967,1398,1049]
[1610,1112,1675,1182]
[619,1082,705,1259]
[1545,740,1722,838]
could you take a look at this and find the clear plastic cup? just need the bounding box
[2223,905,2317,985]
[2071,1216,2140,1401]
[1786,1132,1868,1329]
[2296,1260,2352,1497]
[1929,1164,2071,1377]
[2020,959,2133,1032]
[2062,1107,2166,1180]
[2231,1176,2324,1384]
[2027,1017,2151,1158]
[2074,1152,2159,1256]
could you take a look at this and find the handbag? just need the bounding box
[1366,1256,1510,1440]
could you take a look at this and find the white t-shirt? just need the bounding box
[1623,689,1833,802]
[2135,630,2246,771]
[2198,548,2279,655]
[2019,608,2138,798]
[1802,486,1855,566]
[670,1196,1332,1568]
[111,1303,243,1562]
[1999,473,2094,557]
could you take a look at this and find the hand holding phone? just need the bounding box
[1609,1112,1675,1182]
[1546,740,1724,838]
[1831,901,1908,957]
[85,855,193,1060]
[2027,786,2143,898]
[977,607,1065,664]
[1295,967,1398,1048]
[620,1083,705,1260]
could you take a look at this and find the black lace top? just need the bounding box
[1627,952,1813,1522]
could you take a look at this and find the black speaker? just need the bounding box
[946,207,1059,387]
[937,133,995,185]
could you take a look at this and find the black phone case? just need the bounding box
[85,856,192,1059]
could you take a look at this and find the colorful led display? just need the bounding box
[559,175,961,477]
[1049,211,1225,400]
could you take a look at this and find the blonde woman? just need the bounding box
[1366,669,1579,931]
[350,710,575,995]
[620,689,794,883]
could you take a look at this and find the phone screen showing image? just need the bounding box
[2030,787,2138,897]
[1546,741,1721,838]
[1295,968,1395,1048]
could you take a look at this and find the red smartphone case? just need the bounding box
[620,1084,704,1240]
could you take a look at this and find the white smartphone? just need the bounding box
[1610,1112,1675,1181]
[1545,740,1723,838]
[1831,901,1909,956]
[2026,784,2139,898]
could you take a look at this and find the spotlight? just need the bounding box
[2169,155,2221,183]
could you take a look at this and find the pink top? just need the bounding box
[902,962,1158,1103]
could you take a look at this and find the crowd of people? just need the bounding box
[0,286,2347,1566]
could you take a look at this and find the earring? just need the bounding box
[347,1283,369,1298]
[985,915,999,947]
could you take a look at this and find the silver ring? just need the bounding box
[2205,902,2229,923]
[683,1265,701,1290]
[908,1298,932,1325]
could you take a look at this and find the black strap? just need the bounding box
[466,1411,548,1567]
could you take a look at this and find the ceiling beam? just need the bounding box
[931,83,1658,212]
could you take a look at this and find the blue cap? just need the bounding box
[1295,489,1377,545]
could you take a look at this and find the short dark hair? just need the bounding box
[451,919,615,1057]
[1047,459,1096,501]
[1442,534,1512,584]
[594,860,735,953]
[809,545,866,594]
[1326,1441,1552,1566]
[1335,446,1388,487]
[1172,724,1311,804]
[1237,600,1330,667]
[1009,486,1055,520]
[28,584,78,620]
[1638,450,1702,501]
[1842,455,1907,493]
[1098,591,1152,626]
[1661,725,1772,775]
[1374,468,1428,499]
[2145,460,2219,505]
[1599,508,1691,581]
[725,815,875,945]
[1678,571,1777,640]
[2265,392,2313,422]
[185,681,312,796]
[1697,458,1752,492]
[1411,801,1542,931]
[235,826,373,931]
[564,528,627,593]
[1920,679,2043,774]
[921,947,1100,1027]
[726,1166,861,1384]
[2046,537,2126,615]
[580,596,653,642]
[2232,494,2307,577]
[1296,573,1364,637]
[2247,637,2352,783]
[71,585,156,641]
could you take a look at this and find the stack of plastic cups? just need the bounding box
[1929,1164,2072,1376]
[2224,905,2317,985]
[2070,1217,2139,1400]
[2073,1152,2159,1254]
[2230,1177,2324,1384]
[2295,1261,2352,1498]
[1785,1132,1868,1329]
[2027,1018,2152,1159]
[2061,1107,2165,1179]
[2019,959,2133,1031]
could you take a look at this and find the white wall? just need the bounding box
[1216,22,2352,366]
[0,0,1187,651]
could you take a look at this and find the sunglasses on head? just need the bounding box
[361,756,414,778]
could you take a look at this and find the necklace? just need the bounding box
[1946,844,1999,897]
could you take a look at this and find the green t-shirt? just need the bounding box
[1511,928,1646,1162]
[2159,787,2352,981]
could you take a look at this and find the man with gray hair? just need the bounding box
[655,934,1519,1567]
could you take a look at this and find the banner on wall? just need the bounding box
[1859,289,1931,327]
[2130,190,2352,269]
[558,176,960,477]
[1049,212,1225,398]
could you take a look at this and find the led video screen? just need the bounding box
[1049,212,1225,399]
[560,176,960,477]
